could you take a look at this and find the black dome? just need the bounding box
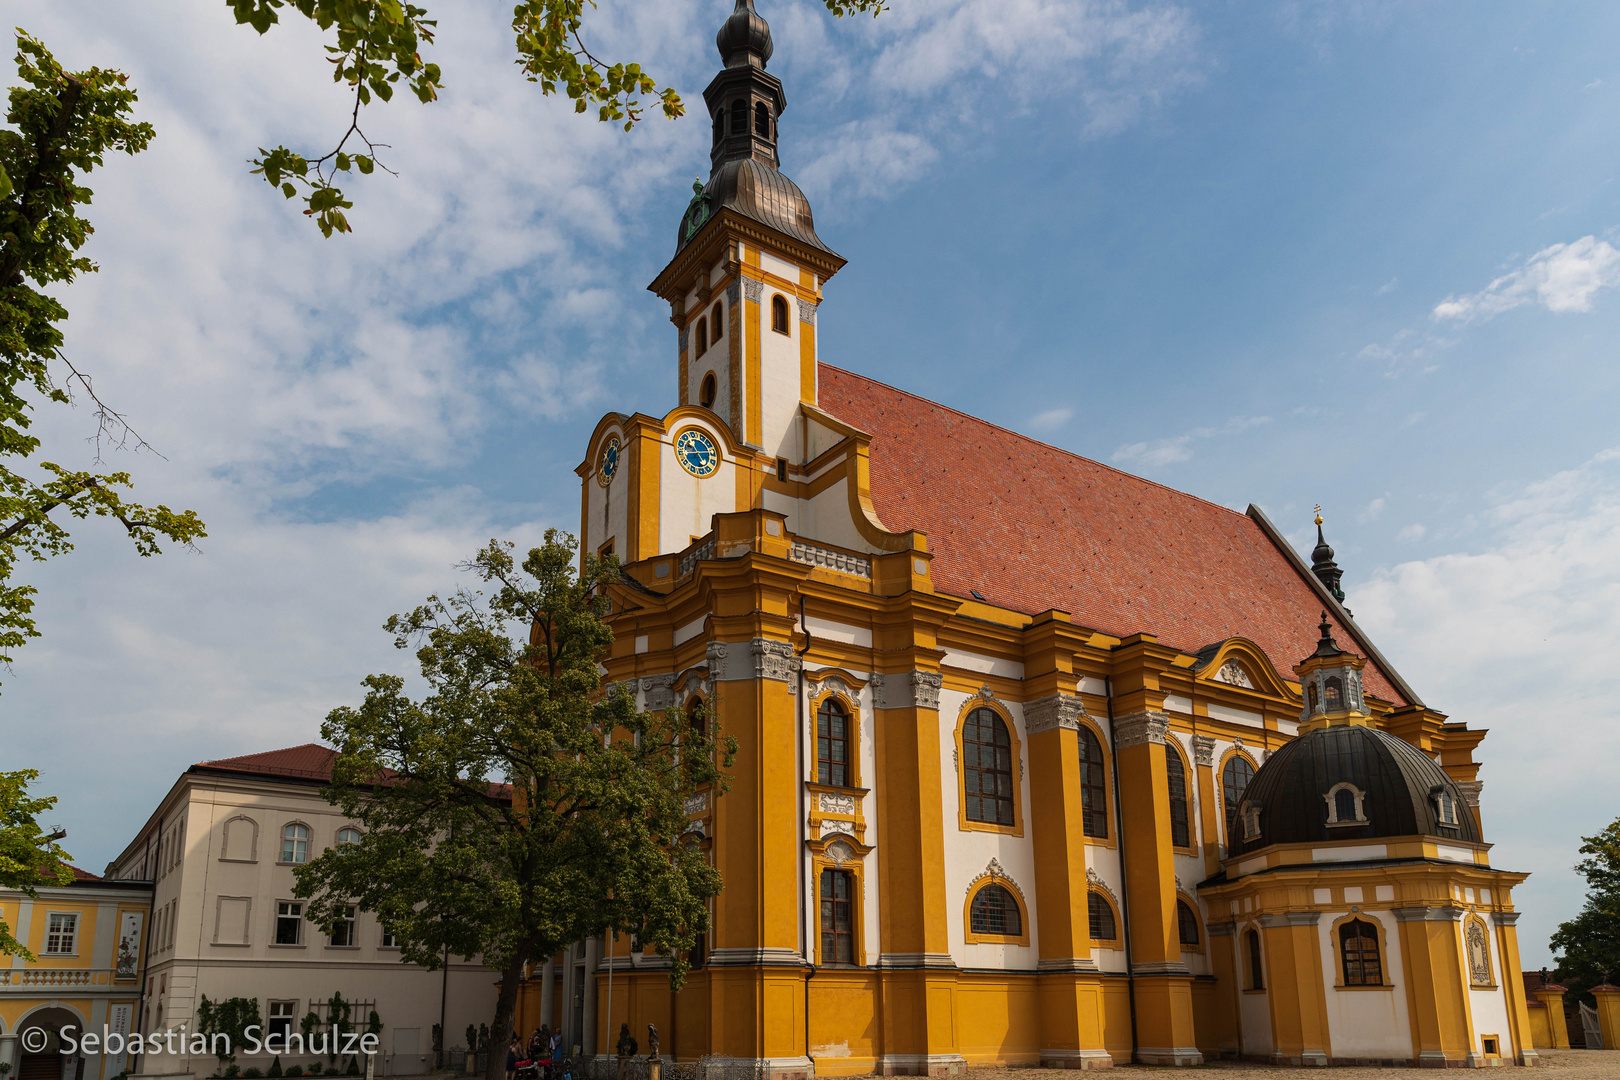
[1232,724,1480,855]
[676,158,833,254]
[717,0,773,69]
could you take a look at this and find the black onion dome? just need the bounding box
[676,158,832,254]
[717,0,773,69]
[1232,724,1480,856]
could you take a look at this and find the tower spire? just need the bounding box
[1310,506,1348,610]
[704,0,785,176]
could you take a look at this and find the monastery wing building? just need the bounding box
[531,1,1538,1072]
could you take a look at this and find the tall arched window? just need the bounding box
[1087,892,1116,941]
[696,316,708,354]
[712,109,722,146]
[710,301,724,340]
[336,827,362,846]
[1078,727,1108,838]
[969,884,1021,936]
[1177,900,1200,946]
[1165,743,1191,848]
[816,698,850,787]
[1325,676,1345,710]
[754,101,770,137]
[699,372,717,409]
[963,707,1015,825]
[1334,788,1357,823]
[1339,919,1382,986]
[819,868,854,963]
[729,99,747,135]
[1222,754,1255,839]
[1246,929,1265,989]
[771,294,790,334]
[281,823,309,864]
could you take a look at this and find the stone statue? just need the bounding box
[616,1022,636,1057]
[646,1023,660,1060]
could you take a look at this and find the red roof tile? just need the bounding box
[66,864,101,882]
[196,744,337,781]
[816,364,1408,705]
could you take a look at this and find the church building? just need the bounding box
[519,0,1540,1071]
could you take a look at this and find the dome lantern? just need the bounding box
[1293,611,1369,732]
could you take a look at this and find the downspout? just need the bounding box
[796,592,815,1065]
[1103,676,1140,1064]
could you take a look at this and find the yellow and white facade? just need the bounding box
[524,1,1537,1072]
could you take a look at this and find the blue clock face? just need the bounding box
[597,436,621,486]
[675,429,720,477]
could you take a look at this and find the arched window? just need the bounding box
[969,884,1022,936]
[963,707,1015,825]
[771,294,790,335]
[712,109,722,146]
[1222,754,1255,839]
[1087,891,1116,941]
[1325,676,1344,710]
[1339,919,1382,986]
[816,698,850,787]
[729,99,747,135]
[1334,788,1357,823]
[699,372,717,409]
[1177,900,1200,946]
[1434,785,1459,828]
[710,301,724,340]
[1246,929,1265,989]
[1307,682,1319,711]
[1165,743,1191,848]
[696,316,708,354]
[336,827,362,846]
[819,868,854,963]
[754,101,770,137]
[1078,727,1108,838]
[281,823,309,864]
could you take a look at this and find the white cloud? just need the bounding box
[1396,523,1426,540]
[1360,497,1386,523]
[1112,415,1270,469]
[1353,448,1620,965]
[1027,406,1074,431]
[1432,235,1620,322]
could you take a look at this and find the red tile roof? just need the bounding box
[196,744,337,781]
[66,864,101,882]
[816,364,1408,705]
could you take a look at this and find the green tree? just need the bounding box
[0,33,206,678]
[294,532,733,1080]
[227,0,887,235]
[1552,816,1620,999]
[197,995,264,1067]
[0,768,72,958]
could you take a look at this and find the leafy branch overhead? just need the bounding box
[229,0,886,235]
[0,769,74,960]
[0,33,206,678]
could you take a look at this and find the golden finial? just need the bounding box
[1313,504,1323,527]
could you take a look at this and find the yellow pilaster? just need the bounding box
[1259,913,1330,1065]
[1592,985,1620,1053]
[1493,913,1540,1065]
[1395,907,1472,1066]
[1192,735,1220,877]
[1205,922,1242,1059]
[1532,984,1570,1049]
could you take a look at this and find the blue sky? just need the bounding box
[9,0,1620,968]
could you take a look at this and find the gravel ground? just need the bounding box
[941,1049,1620,1077]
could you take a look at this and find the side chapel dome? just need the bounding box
[1231,723,1481,855]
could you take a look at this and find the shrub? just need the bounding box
[244,1069,263,1078]
[269,1059,283,1078]
[224,1066,241,1079]
[287,1069,304,1078]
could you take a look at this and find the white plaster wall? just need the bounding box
[803,477,877,553]
[759,286,803,460]
[658,417,742,554]
[760,487,800,536]
[941,650,1025,680]
[759,249,799,283]
[804,415,847,462]
[935,688,1038,970]
[1468,915,1516,1058]
[1316,909,1413,1059]
[1237,957,1274,1054]
[690,339,730,417]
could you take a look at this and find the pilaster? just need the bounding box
[1531,984,1570,1050]
[1393,905,1471,1067]
[1492,911,1539,1065]
[1191,734,1220,876]
[1258,912,1330,1066]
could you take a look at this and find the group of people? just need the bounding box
[505,1026,564,1080]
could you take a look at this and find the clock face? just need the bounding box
[675,428,720,478]
[597,436,621,486]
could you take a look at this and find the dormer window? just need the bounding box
[1432,785,1460,833]
[1324,782,1368,826]
[754,101,771,137]
[1240,801,1262,841]
[1324,676,1345,711]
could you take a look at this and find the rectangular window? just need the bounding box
[268,1001,297,1040]
[819,869,854,965]
[329,905,357,947]
[816,699,850,788]
[45,913,78,955]
[776,458,788,482]
[275,901,303,946]
[380,927,398,948]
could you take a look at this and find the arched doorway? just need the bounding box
[16,1007,87,1080]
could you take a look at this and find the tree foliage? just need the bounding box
[294,532,733,1080]
[1552,816,1620,998]
[0,768,72,959]
[0,32,206,678]
[229,0,887,235]
[198,996,265,1065]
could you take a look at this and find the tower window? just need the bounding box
[777,457,789,482]
[1078,726,1108,839]
[730,99,747,135]
[963,707,1015,825]
[696,315,708,354]
[819,868,854,964]
[1339,919,1382,986]
[969,884,1022,937]
[1087,891,1116,941]
[816,697,850,788]
[754,101,770,137]
[1222,754,1255,841]
[771,294,790,334]
[712,108,722,147]
[1325,675,1345,710]
[699,372,717,409]
[1177,900,1200,946]
[1165,743,1191,848]
[1246,928,1265,989]
[1307,682,1319,711]
[711,301,724,340]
